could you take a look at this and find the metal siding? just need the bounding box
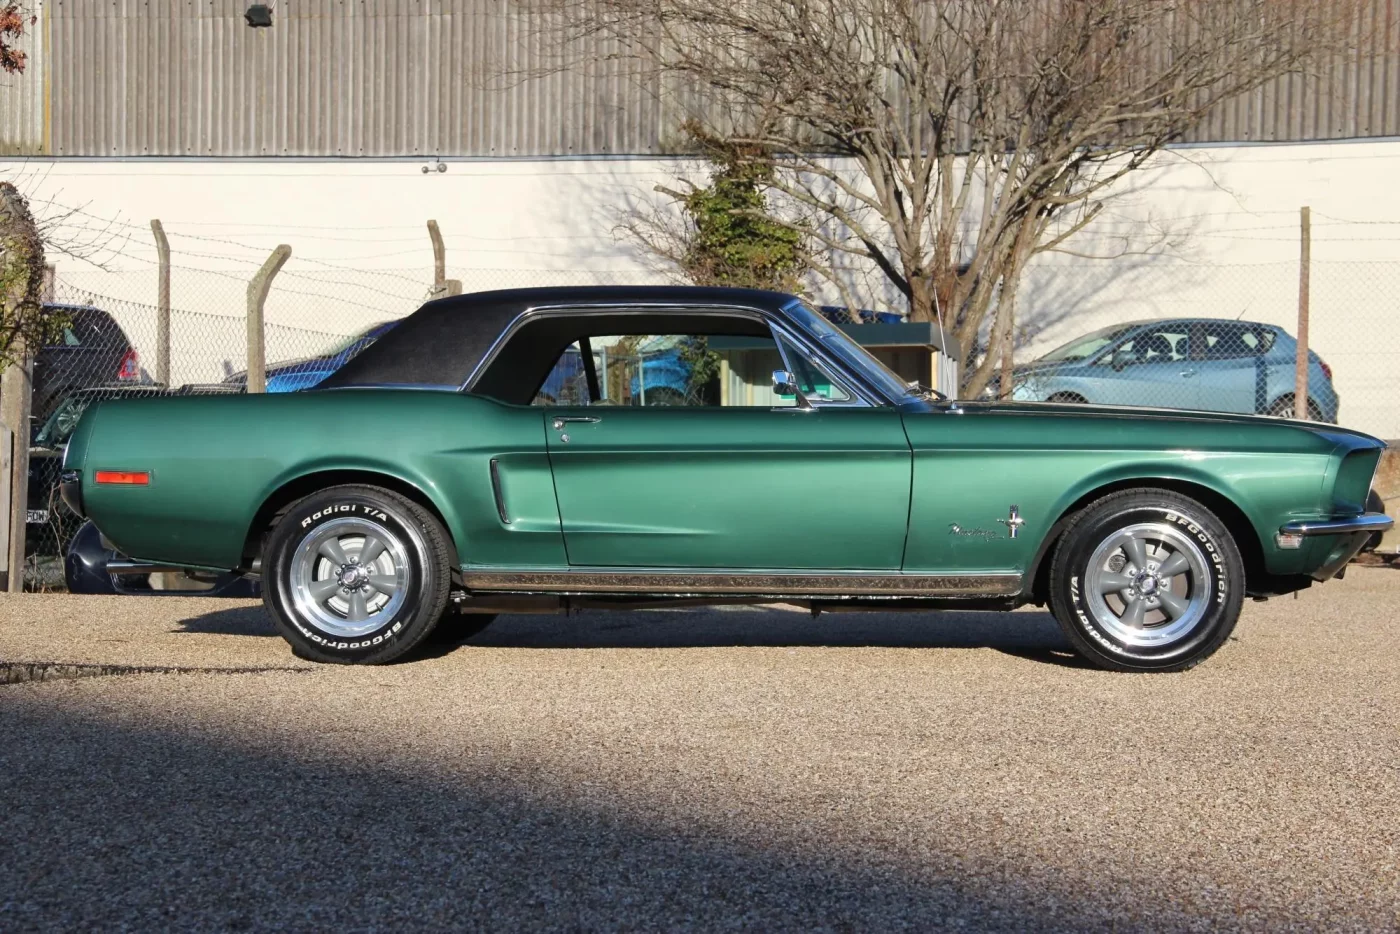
[0,0,46,154]
[15,0,1400,157]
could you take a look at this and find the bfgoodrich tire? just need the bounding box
[1048,489,1245,672]
[263,485,453,664]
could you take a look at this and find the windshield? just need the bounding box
[1037,324,1137,363]
[34,395,91,447]
[784,301,917,402]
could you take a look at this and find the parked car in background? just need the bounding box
[224,320,397,392]
[998,319,1339,421]
[32,304,144,423]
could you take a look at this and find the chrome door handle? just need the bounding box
[552,416,601,430]
[1179,369,1197,378]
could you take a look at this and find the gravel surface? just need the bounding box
[1,570,1397,931]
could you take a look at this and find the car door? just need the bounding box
[540,325,912,570]
[1089,324,1197,410]
[1189,321,1274,415]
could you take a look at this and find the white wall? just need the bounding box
[4,141,1399,435]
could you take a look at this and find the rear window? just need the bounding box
[45,308,124,349]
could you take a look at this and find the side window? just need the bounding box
[530,329,858,407]
[1099,328,1188,366]
[1199,323,1273,360]
[772,332,854,404]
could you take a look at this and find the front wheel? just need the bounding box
[263,485,453,664]
[1048,489,1244,672]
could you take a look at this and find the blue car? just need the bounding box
[228,321,398,393]
[1004,318,1339,421]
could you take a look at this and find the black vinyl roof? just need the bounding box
[317,286,799,390]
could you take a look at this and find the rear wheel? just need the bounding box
[1048,489,1244,672]
[263,485,452,664]
[1267,394,1323,421]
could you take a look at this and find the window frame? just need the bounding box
[466,303,884,408]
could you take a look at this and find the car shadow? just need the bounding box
[173,605,279,637]
[434,606,1087,666]
[174,603,1089,668]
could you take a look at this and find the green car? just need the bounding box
[60,287,1391,672]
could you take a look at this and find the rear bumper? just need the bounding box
[1279,513,1394,581]
[59,469,84,518]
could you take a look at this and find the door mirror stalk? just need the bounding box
[772,370,814,410]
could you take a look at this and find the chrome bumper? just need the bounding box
[1277,512,1393,581]
[1279,513,1394,536]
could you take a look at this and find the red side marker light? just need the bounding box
[95,471,149,485]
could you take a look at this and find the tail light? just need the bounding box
[117,349,139,381]
[1319,359,1333,382]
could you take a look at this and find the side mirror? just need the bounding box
[772,369,798,396]
[1111,356,1133,372]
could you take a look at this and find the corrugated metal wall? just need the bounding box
[6,0,1400,157]
[0,0,47,155]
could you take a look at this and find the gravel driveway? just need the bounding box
[1,569,1397,931]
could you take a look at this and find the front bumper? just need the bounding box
[1279,512,1394,580]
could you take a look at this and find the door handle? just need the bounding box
[1179,369,1197,378]
[552,416,601,429]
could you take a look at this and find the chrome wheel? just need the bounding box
[1083,522,1210,648]
[289,517,412,638]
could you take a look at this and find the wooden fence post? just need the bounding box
[246,245,291,394]
[428,220,446,292]
[151,219,171,386]
[1295,206,1311,420]
[0,344,31,592]
[0,420,10,591]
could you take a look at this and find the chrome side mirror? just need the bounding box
[772,369,799,396]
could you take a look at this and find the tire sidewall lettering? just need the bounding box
[277,497,422,656]
[299,503,390,530]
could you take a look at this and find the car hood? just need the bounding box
[927,399,1385,449]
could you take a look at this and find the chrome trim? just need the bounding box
[107,561,191,575]
[459,302,890,406]
[319,383,458,393]
[461,568,1022,598]
[1279,513,1393,536]
[489,458,510,525]
[767,322,870,408]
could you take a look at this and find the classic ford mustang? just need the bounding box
[60,287,1391,671]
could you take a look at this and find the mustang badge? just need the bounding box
[948,523,999,539]
[950,506,1026,540]
[997,505,1026,539]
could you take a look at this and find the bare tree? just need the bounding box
[526,0,1366,396]
[0,182,53,369]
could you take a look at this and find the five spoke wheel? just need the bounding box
[290,518,412,637]
[1083,522,1209,648]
